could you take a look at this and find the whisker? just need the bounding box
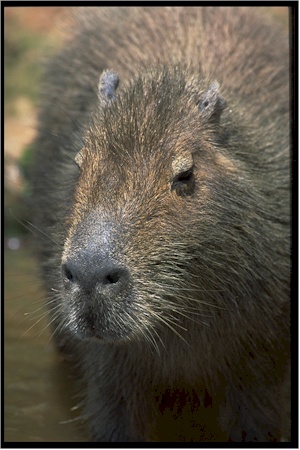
[8,209,61,247]
[149,309,189,346]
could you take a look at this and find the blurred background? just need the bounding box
[4,7,88,443]
[4,6,289,444]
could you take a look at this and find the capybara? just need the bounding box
[30,7,290,442]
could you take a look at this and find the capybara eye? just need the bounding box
[171,168,195,196]
[176,168,193,184]
[171,151,194,196]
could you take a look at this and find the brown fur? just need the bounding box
[30,7,290,442]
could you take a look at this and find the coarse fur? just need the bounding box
[30,7,290,442]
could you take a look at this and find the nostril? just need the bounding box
[62,263,74,282]
[103,270,122,285]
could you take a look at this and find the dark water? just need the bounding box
[4,244,88,443]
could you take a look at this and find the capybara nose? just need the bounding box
[62,257,130,297]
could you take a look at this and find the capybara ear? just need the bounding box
[75,148,85,168]
[98,69,119,104]
[198,82,226,124]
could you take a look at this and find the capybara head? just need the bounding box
[60,66,277,347]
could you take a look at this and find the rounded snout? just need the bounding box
[61,255,130,298]
[62,216,131,300]
[61,216,136,340]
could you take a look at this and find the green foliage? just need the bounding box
[19,144,34,184]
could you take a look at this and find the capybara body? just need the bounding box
[31,7,290,442]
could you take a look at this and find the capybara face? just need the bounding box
[61,67,266,345]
